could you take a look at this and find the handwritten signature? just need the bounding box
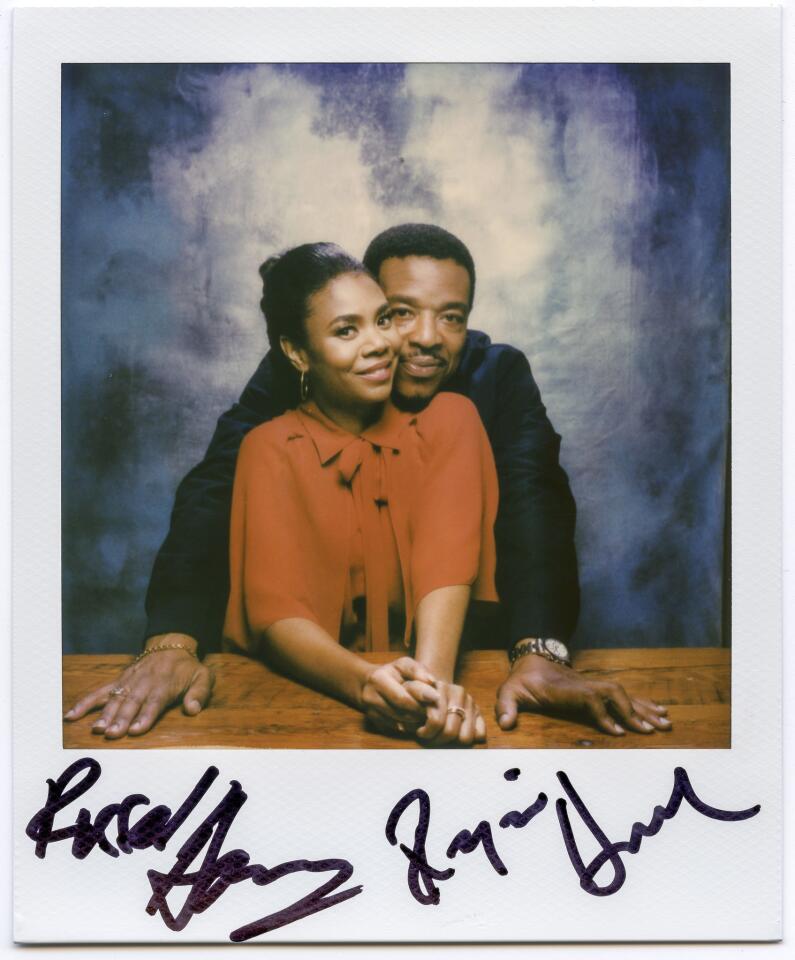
[26,759,760,941]
[25,758,361,942]
[386,766,761,904]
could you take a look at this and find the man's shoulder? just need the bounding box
[452,331,544,431]
[461,329,531,380]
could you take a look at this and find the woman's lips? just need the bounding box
[400,357,446,379]
[356,361,394,382]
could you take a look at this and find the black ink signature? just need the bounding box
[25,756,216,859]
[387,766,760,905]
[145,774,360,941]
[385,767,548,905]
[25,758,362,942]
[26,759,762,936]
[555,765,761,896]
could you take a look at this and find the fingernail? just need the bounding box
[108,724,120,733]
[659,717,672,726]
[189,700,200,712]
[641,720,654,731]
[93,720,106,730]
[130,721,141,729]
[499,714,509,725]
[614,724,625,734]
[64,709,75,719]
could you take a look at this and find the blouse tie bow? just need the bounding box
[337,438,392,651]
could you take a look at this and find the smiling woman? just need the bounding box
[273,267,399,432]
[223,243,501,746]
[66,242,502,747]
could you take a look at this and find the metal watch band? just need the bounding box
[510,637,571,667]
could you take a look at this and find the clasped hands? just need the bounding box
[360,657,486,747]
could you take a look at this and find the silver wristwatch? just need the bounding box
[510,637,571,667]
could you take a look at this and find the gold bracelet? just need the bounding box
[134,642,198,663]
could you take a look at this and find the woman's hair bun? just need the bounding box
[258,254,282,285]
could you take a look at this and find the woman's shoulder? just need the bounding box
[409,393,486,458]
[239,410,305,457]
[416,392,482,430]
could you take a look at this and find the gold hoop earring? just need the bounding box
[300,369,310,401]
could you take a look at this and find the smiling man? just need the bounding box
[378,254,470,401]
[361,226,666,738]
[68,223,670,741]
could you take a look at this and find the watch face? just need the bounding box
[543,639,569,661]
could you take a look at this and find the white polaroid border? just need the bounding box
[12,6,781,946]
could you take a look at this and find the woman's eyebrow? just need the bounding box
[329,313,362,326]
[329,304,390,326]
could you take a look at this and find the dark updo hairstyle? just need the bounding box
[259,242,369,394]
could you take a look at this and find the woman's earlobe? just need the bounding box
[280,335,308,375]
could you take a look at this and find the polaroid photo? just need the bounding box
[12,5,781,945]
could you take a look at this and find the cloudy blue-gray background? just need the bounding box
[61,63,730,654]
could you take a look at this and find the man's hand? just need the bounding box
[495,653,671,736]
[64,633,214,739]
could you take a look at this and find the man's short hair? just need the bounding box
[363,223,476,307]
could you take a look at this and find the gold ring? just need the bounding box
[446,706,466,719]
[110,686,129,697]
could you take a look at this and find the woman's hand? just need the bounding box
[360,656,440,734]
[414,680,486,747]
[64,647,214,739]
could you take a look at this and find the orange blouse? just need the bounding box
[223,392,499,654]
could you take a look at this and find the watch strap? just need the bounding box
[510,637,571,667]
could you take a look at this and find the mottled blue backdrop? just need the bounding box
[61,63,730,653]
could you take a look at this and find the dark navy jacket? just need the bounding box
[144,330,580,656]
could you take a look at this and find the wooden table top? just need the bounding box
[62,648,730,750]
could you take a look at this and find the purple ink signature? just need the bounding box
[26,758,760,941]
[386,766,761,905]
[25,758,361,942]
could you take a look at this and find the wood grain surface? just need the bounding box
[62,648,730,750]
